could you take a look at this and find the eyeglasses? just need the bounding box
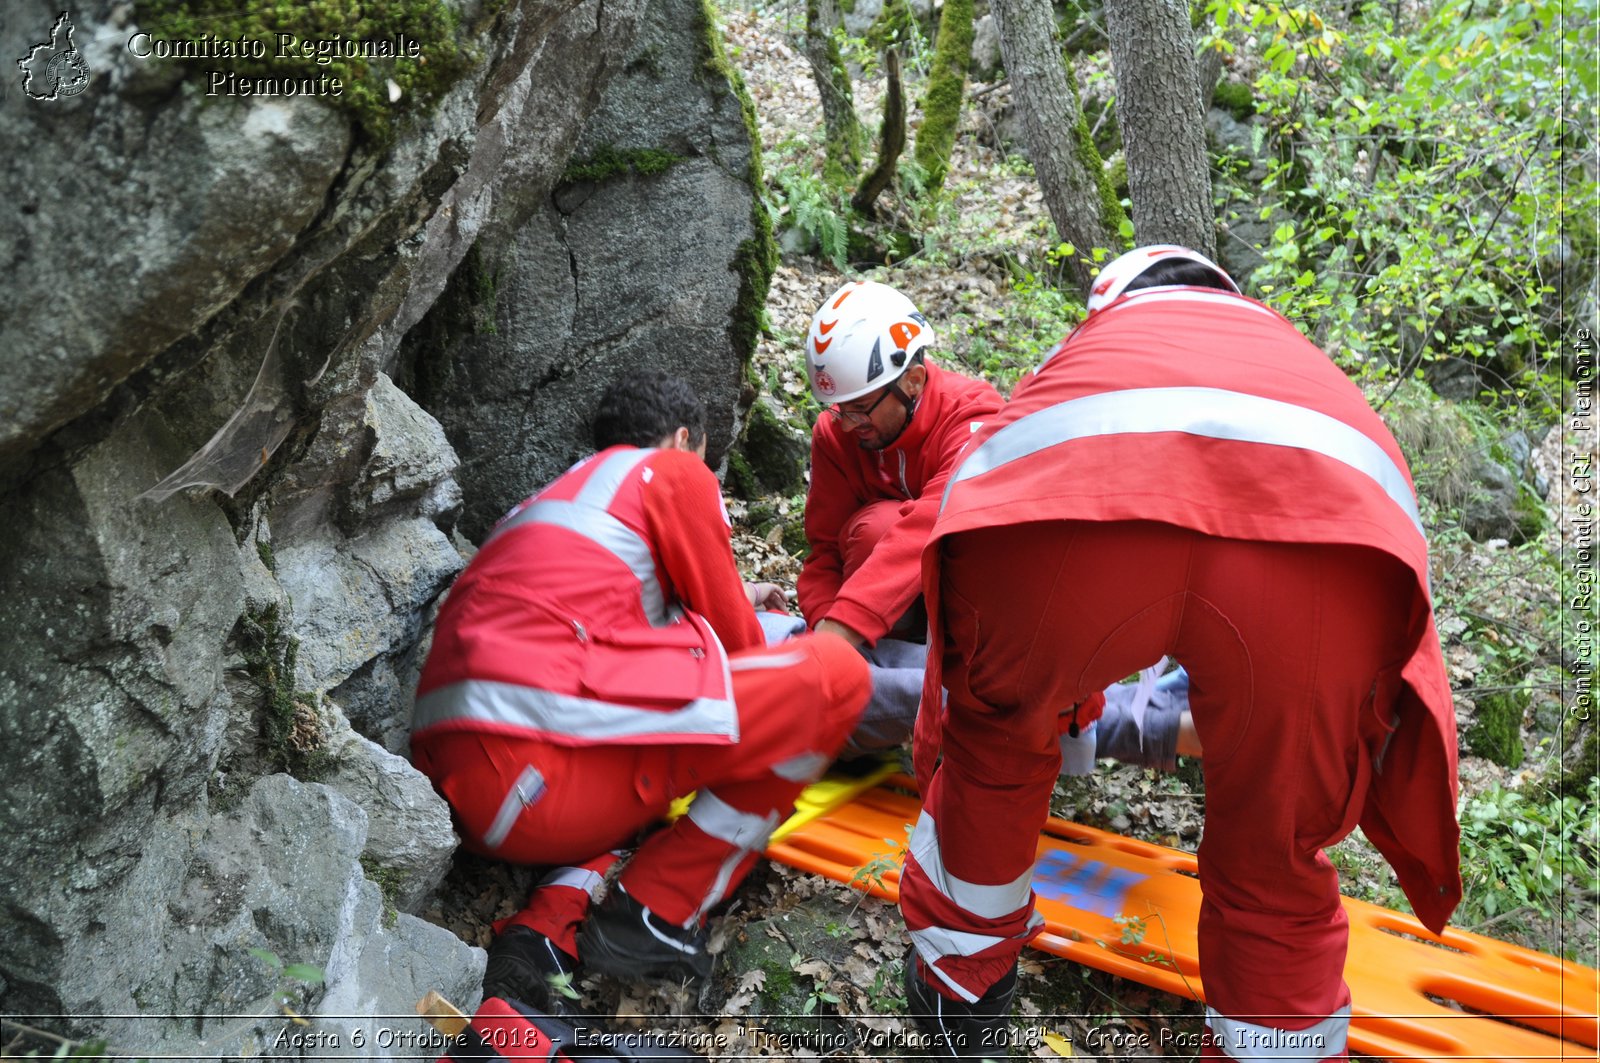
[828,387,894,426]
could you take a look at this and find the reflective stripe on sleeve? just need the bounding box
[415,679,739,742]
[1204,1006,1350,1059]
[573,447,654,508]
[727,647,812,672]
[483,448,674,626]
[486,499,670,625]
[483,764,545,850]
[539,866,605,897]
[943,386,1424,540]
[771,751,831,783]
[909,810,1035,918]
[686,791,781,851]
[686,793,782,921]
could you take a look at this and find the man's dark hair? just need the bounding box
[592,370,708,450]
[1124,257,1237,294]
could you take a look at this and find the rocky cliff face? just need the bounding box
[0,0,771,1053]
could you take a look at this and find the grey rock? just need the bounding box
[0,0,762,1047]
[320,711,459,913]
[315,910,484,1058]
[1426,355,1486,402]
[41,774,479,1059]
[971,14,1003,82]
[408,0,772,539]
[0,1,352,479]
[1461,451,1545,544]
[1207,106,1279,284]
[273,517,461,696]
[843,0,886,37]
[356,374,464,524]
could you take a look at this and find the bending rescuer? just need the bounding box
[796,278,1199,769]
[900,246,1461,1061]
[411,371,870,1011]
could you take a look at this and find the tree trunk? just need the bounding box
[989,0,1125,289]
[1103,0,1216,256]
[852,49,908,217]
[804,0,863,186]
[912,0,975,193]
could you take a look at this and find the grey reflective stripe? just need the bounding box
[771,751,830,783]
[693,848,747,924]
[944,386,1424,540]
[908,911,1046,1004]
[687,791,780,850]
[415,679,738,742]
[728,647,811,672]
[483,449,671,626]
[1205,1006,1350,1059]
[910,810,1034,918]
[574,447,654,508]
[687,792,780,921]
[540,866,605,897]
[1042,292,1273,369]
[488,499,669,626]
[483,764,545,850]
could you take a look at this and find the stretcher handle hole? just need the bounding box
[1374,925,1468,954]
[1422,980,1597,1049]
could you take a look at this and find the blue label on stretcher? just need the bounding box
[1032,849,1147,917]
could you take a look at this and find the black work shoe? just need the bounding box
[904,952,1018,1060]
[578,885,713,984]
[482,925,582,1016]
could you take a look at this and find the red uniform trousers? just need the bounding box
[903,520,1418,1062]
[839,499,926,639]
[413,635,870,955]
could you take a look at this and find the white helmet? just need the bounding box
[805,280,934,404]
[1086,244,1241,313]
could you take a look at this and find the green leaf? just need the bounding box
[282,963,326,984]
[249,947,283,970]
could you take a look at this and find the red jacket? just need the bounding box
[922,288,1462,931]
[799,361,1002,642]
[414,446,762,747]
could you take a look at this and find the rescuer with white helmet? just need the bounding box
[797,278,1000,646]
[793,277,1198,775]
[899,246,1460,1059]
[805,278,935,417]
[1085,243,1240,313]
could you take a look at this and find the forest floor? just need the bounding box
[423,4,1595,1058]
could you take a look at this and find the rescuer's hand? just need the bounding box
[814,618,866,647]
[745,581,787,612]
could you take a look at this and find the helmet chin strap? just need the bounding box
[875,383,919,447]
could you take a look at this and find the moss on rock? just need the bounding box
[562,145,687,183]
[235,604,328,778]
[912,0,974,193]
[141,0,472,144]
[1064,54,1129,242]
[698,0,778,367]
[1212,79,1257,120]
[713,895,858,1044]
[360,854,405,927]
[1467,689,1528,769]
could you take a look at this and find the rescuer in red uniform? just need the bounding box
[799,279,1199,768]
[411,371,871,1013]
[900,247,1461,1060]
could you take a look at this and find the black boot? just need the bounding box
[903,952,1018,1060]
[578,884,713,984]
[482,925,582,1016]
